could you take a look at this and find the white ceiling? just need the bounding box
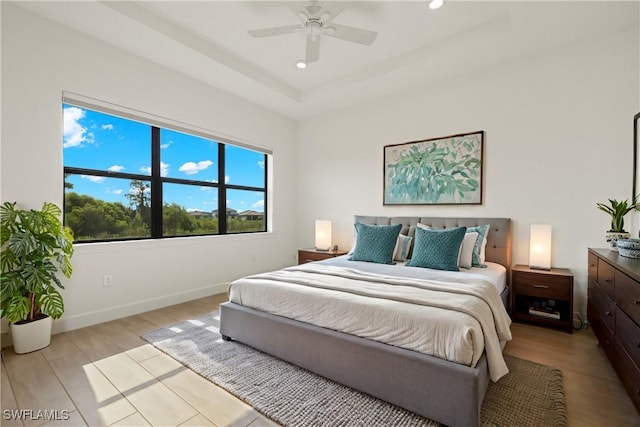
[15,1,640,120]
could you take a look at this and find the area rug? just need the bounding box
[142,312,567,427]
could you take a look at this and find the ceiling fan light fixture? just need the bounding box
[295,60,307,69]
[429,0,444,10]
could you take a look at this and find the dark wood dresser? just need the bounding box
[588,248,640,413]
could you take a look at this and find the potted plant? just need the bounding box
[0,202,74,353]
[596,198,637,250]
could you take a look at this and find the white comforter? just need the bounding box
[228,263,512,382]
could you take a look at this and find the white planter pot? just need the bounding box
[606,231,631,251]
[10,315,52,354]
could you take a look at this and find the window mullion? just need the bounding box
[218,143,227,235]
[151,127,162,238]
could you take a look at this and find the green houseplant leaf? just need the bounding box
[0,202,74,323]
[596,197,639,232]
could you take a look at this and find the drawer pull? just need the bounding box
[590,264,596,267]
[636,300,640,305]
[605,278,612,282]
[533,285,550,289]
[605,311,612,316]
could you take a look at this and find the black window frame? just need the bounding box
[63,105,268,243]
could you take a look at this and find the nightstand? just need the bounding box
[298,248,348,264]
[511,264,574,333]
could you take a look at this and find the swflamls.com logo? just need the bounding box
[3,409,71,421]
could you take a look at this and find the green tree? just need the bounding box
[125,180,151,230]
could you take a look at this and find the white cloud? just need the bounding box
[112,189,123,195]
[160,140,173,149]
[179,160,214,175]
[101,124,114,130]
[140,162,169,177]
[63,107,94,148]
[252,200,264,209]
[81,175,105,184]
[257,161,265,169]
[108,165,125,172]
[225,175,230,184]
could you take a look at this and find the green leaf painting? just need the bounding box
[384,131,483,205]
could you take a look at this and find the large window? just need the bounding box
[63,102,268,242]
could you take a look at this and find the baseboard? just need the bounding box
[0,282,229,348]
[0,282,227,348]
[52,282,228,334]
[49,282,228,335]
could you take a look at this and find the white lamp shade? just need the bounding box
[315,220,332,251]
[529,224,552,270]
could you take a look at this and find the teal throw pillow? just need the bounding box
[407,226,467,271]
[466,224,490,267]
[350,222,402,264]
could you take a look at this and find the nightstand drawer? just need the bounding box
[298,248,348,264]
[299,251,331,263]
[513,272,571,300]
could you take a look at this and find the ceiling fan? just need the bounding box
[248,1,378,65]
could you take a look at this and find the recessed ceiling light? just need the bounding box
[429,0,444,10]
[295,60,307,69]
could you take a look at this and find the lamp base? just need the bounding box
[315,247,330,252]
[529,265,551,271]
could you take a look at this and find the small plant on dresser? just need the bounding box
[596,198,637,248]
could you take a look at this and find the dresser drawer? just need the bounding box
[597,259,616,299]
[588,252,598,281]
[588,278,615,335]
[616,270,640,326]
[513,271,571,300]
[616,307,640,369]
[614,341,640,413]
[589,307,616,363]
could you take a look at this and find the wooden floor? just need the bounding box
[1,294,639,427]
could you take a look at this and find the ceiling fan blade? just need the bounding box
[282,1,311,21]
[306,34,320,63]
[248,25,304,38]
[318,1,346,22]
[324,23,377,45]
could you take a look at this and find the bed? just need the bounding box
[219,216,512,427]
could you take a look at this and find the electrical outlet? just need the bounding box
[103,274,113,287]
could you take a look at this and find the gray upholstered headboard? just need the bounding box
[354,216,512,279]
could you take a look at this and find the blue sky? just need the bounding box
[63,104,265,213]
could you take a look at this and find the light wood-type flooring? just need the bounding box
[1,294,639,426]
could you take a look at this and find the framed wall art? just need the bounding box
[633,112,640,203]
[384,131,484,205]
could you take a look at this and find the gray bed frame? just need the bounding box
[220,217,511,427]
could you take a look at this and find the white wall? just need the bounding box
[1,3,299,333]
[298,25,640,314]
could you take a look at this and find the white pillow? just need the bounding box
[479,235,487,263]
[459,232,479,269]
[393,234,413,262]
